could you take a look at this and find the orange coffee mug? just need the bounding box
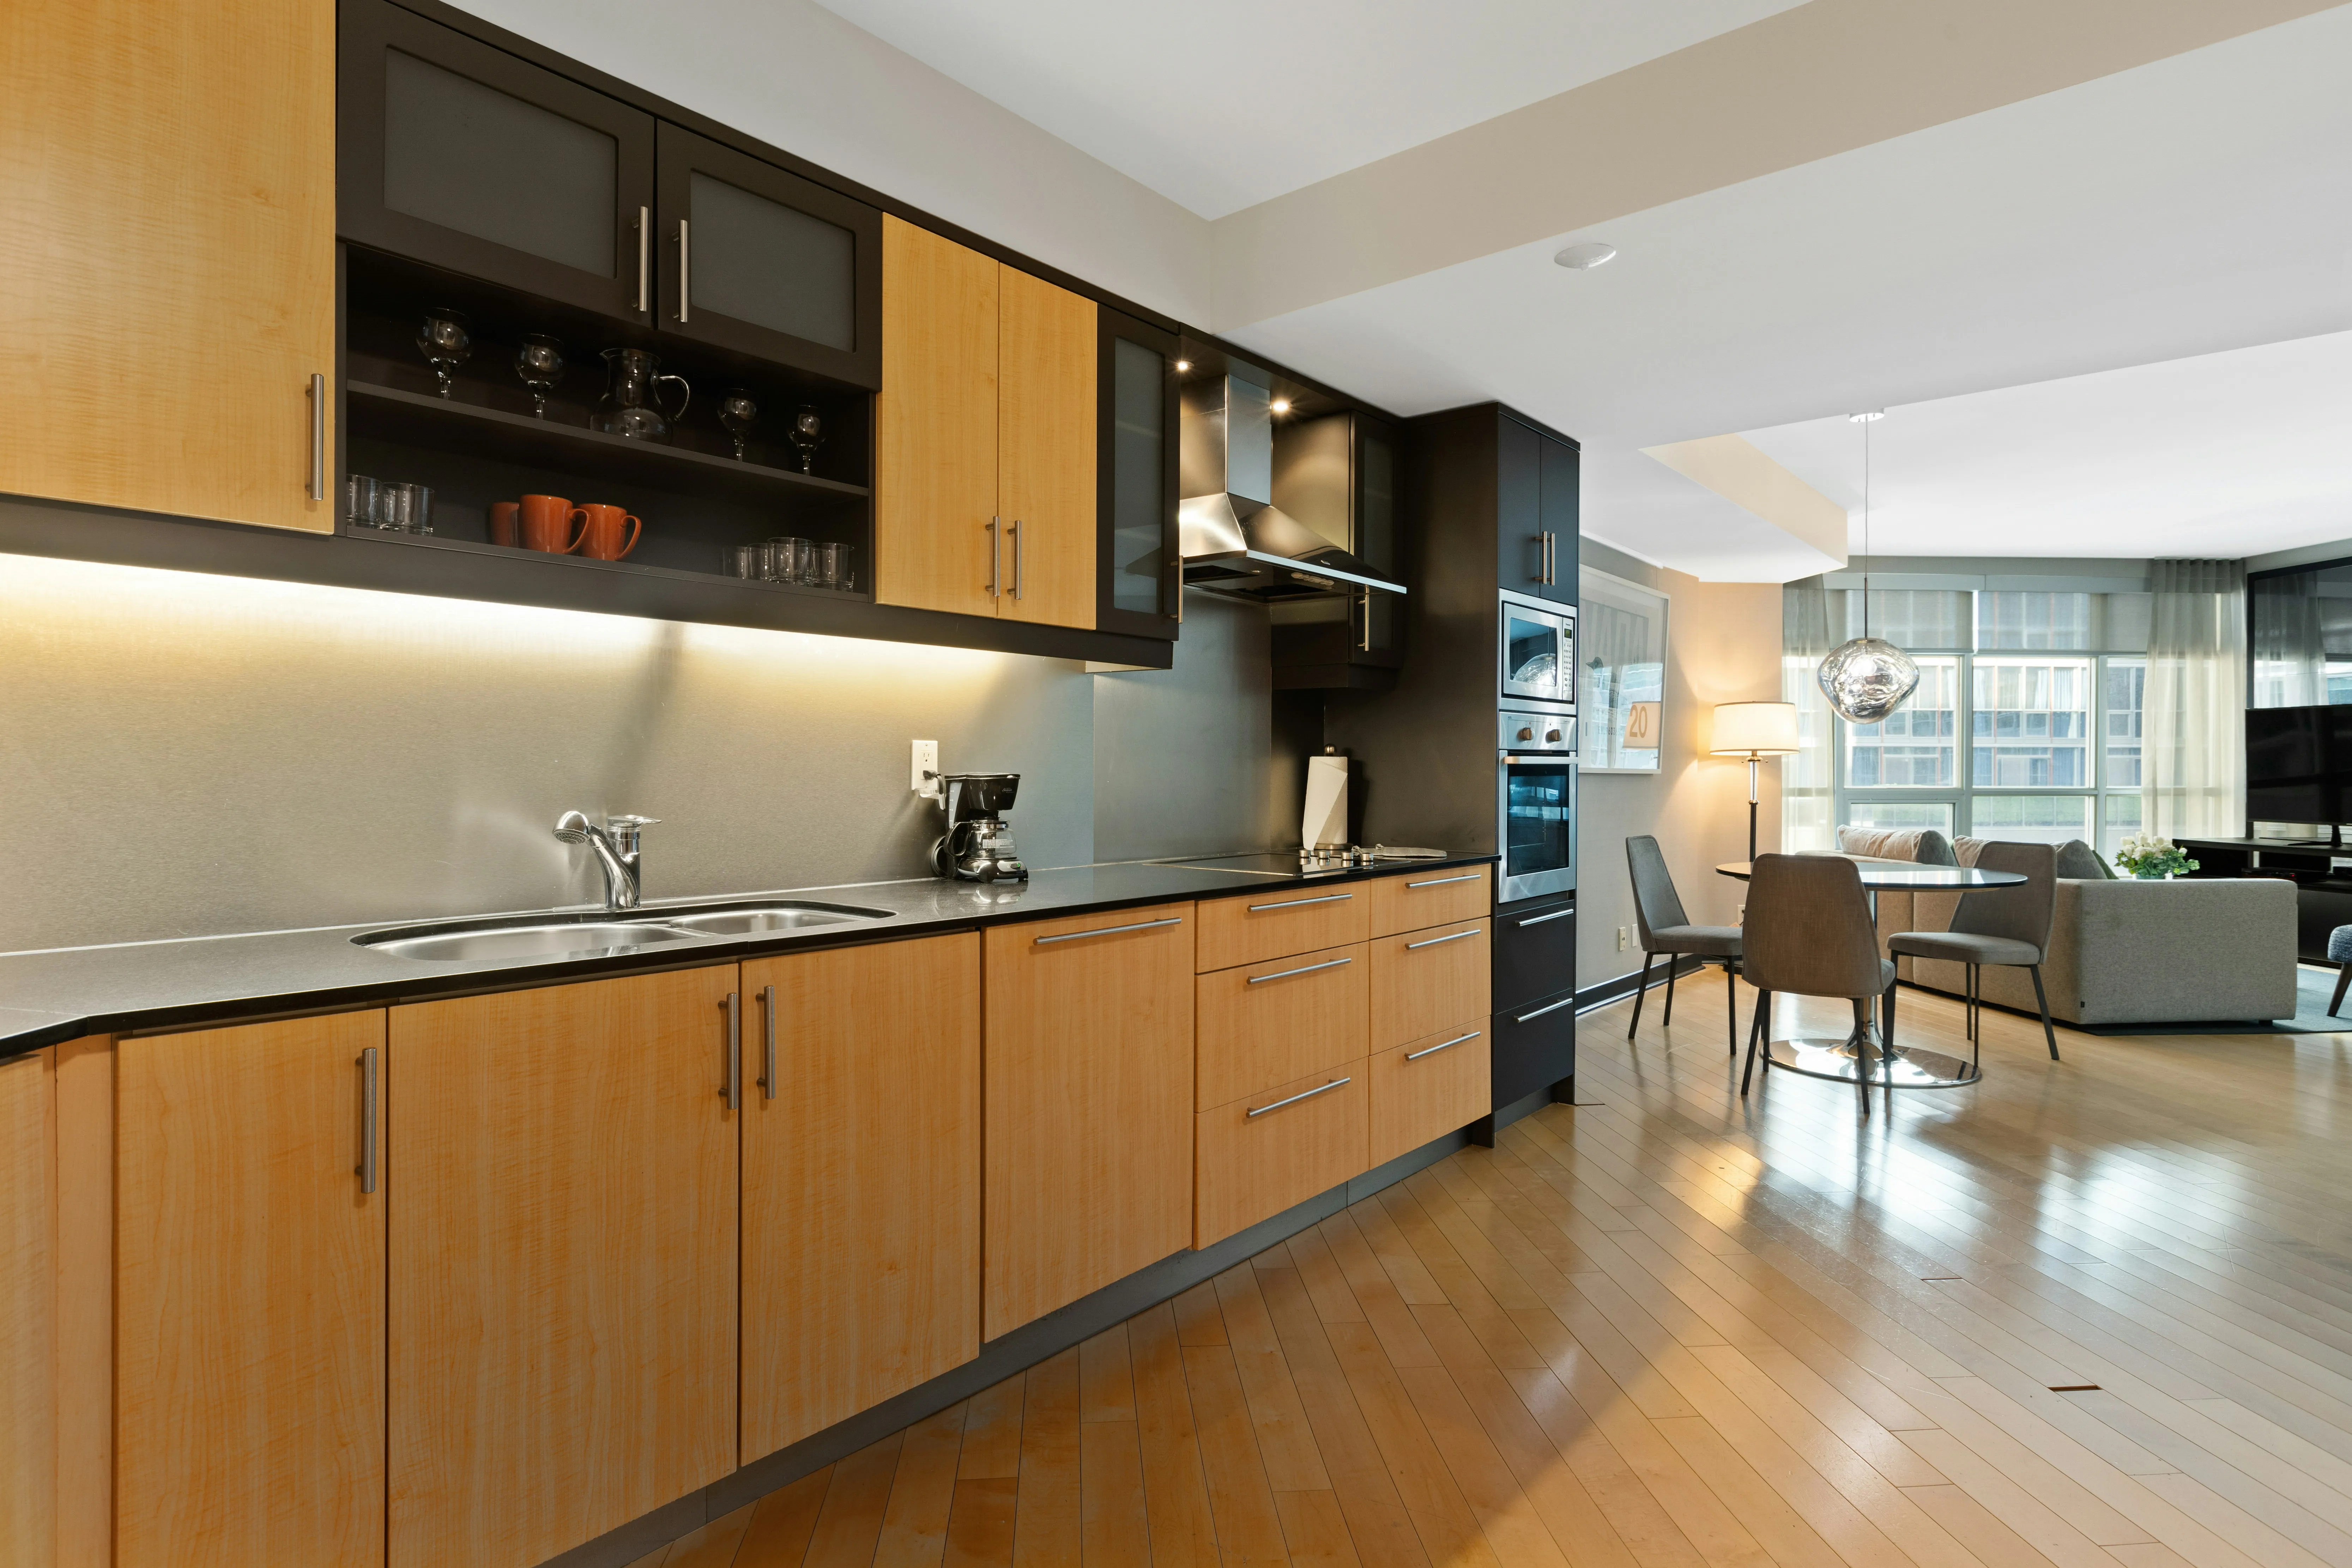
[488,500,519,547]
[573,502,641,562]
[518,494,583,553]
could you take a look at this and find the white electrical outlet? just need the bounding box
[912,739,940,798]
[1616,926,1629,951]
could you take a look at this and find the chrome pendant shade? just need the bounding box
[1817,635,1919,724]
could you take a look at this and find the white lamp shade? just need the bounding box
[1710,701,1800,757]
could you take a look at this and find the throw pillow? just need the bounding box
[1836,826,1958,865]
[2052,839,2110,879]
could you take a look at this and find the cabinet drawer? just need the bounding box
[1196,942,1367,1109]
[1369,1023,1491,1168]
[1195,1063,1367,1248]
[1492,986,1577,1108]
[1493,895,1574,1012]
[1369,920,1492,1052]
[1368,865,1491,937]
[1197,885,1369,971]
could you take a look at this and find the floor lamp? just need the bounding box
[1711,702,1801,862]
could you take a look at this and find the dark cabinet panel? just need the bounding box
[1493,896,1575,1013]
[1497,414,1546,598]
[1491,985,1576,1109]
[1094,309,1180,639]
[655,125,882,389]
[1538,434,1579,606]
[340,0,655,322]
[1270,412,1406,687]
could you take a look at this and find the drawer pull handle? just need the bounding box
[1246,955,1353,985]
[1407,872,1481,888]
[1514,995,1576,1024]
[1246,1076,1352,1119]
[1035,915,1184,945]
[1246,892,1354,912]
[1516,907,1574,928]
[356,1045,378,1194]
[1405,928,1481,950]
[759,983,777,1100]
[1405,1030,1480,1062]
[723,990,741,1110]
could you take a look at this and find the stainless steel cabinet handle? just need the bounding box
[1010,518,1024,600]
[635,206,649,313]
[759,983,776,1100]
[1359,587,1372,652]
[356,1045,378,1193]
[1246,892,1353,912]
[1034,915,1183,945]
[677,218,690,322]
[1405,927,1480,950]
[1407,872,1481,889]
[307,373,326,501]
[722,991,740,1110]
[1516,907,1574,928]
[1514,995,1576,1024]
[1405,1030,1480,1062]
[1246,1076,1351,1119]
[986,517,1000,597]
[1246,956,1353,986]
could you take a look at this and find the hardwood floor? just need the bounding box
[635,976,2352,1567]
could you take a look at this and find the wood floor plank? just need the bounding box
[803,1435,907,1567]
[1078,1421,1150,1566]
[1215,1263,1336,1493]
[1012,1349,1082,1568]
[1080,1325,1138,1424]
[1275,1489,1368,1568]
[875,1402,970,1568]
[1174,1280,1230,1346]
[942,1478,1019,1568]
[1130,1302,1223,1568]
[1323,1318,1507,1567]
[1184,1341,1294,1563]
[663,1501,757,1568]
[961,1375,1028,1481]
[732,1466,834,1568]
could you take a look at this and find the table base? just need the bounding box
[1764,1036,1982,1090]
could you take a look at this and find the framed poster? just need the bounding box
[1578,569,1669,773]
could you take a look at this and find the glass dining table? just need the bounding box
[1715,860,2028,1091]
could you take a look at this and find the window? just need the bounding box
[1972,658,2091,787]
[1846,800,1956,835]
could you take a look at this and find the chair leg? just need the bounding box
[1882,976,1899,1058]
[2331,963,2352,1018]
[1851,998,1872,1118]
[1628,953,1655,1040]
[1725,962,1739,1058]
[1741,989,1770,1095]
[1663,961,1679,1027]
[2030,964,2060,1061]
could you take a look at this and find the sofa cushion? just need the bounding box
[2054,839,2110,879]
[1836,826,1957,866]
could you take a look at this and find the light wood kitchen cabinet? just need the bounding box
[877,214,1097,629]
[1195,1062,1367,1248]
[983,903,1194,1337]
[1,1050,54,1568]
[740,935,981,1461]
[115,1012,386,1568]
[1368,1023,1491,1168]
[1195,941,1368,1109]
[1369,919,1492,1052]
[1368,864,1493,937]
[3,0,336,532]
[1196,884,1370,972]
[387,967,738,1568]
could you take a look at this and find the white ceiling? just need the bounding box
[1740,329,2352,562]
[805,0,1806,218]
[1222,5,2352,577]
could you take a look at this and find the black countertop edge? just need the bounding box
[0,853,1497,1063]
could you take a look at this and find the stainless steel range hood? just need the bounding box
[1179,374,1405,603]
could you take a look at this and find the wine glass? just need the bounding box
[416,307,471,399]
[718,389,758,460]
[788,406,824,474]
[514,334,565,418]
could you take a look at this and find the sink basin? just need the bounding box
[653,901,895,936]
[356,920,709,963]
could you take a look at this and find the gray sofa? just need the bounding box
[1831,827,2298,1027]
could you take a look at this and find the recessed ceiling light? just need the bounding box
[1849,410,1885,423]
[1175,359,1191,372]
[1553,241,1616,270]
[1269,398,1292,415]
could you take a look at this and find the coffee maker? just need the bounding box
[932,773,1028,882]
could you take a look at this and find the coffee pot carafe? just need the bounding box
[595,347,690,442]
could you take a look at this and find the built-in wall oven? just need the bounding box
[1499,708,1576,903]
[1499,591,1576,706]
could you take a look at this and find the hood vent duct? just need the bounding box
[1178,374,1405,603]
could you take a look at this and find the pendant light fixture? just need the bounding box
[1818,409,1919,724]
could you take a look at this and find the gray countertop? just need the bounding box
[0,851,1494,1060]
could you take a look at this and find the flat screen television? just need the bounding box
[2245,703,2352,827]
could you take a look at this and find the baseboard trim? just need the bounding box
[1576,954,1705,1014]
[539,1122,1477,1568]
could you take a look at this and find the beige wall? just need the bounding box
[1577,543,1785,990]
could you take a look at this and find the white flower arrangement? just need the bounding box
[2114,833,2198,879]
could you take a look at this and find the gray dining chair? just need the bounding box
[1885,840,2060,1062]
[1626,835,1743,1055]
[1739,853,1897,1115]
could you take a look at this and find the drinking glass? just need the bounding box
[767,536,811,585]
[417,308,471,399]
[380,482,434,534]
[514,334,565,418]
[815,541,853,591]
[787,406,823,474]
[344,474,380,528]
[718,389,758,460]
[723,544,763,579]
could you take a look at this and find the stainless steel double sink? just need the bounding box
[354,899,896,963]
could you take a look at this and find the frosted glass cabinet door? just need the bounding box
[655,124,883,389]
[338,0,656,321]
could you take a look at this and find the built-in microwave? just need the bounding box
[1498,707,1576,903]
[1499,591,1576,708]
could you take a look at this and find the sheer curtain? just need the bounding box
[2250,570,2326,707]
[1781,577,1834,850]
[2144,559,2246,838]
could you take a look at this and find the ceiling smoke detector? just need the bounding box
[1553,241,1617,271]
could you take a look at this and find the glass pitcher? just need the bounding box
[595,347,690,442]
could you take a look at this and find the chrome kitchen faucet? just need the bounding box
[553,811,659,911]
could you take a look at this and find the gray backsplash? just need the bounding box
[0,542,1299,952]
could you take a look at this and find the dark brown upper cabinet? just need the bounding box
[1269,411,1405,687]
[339,0,657,324]
[654,126,881,390]
[1095,308,1181,640]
